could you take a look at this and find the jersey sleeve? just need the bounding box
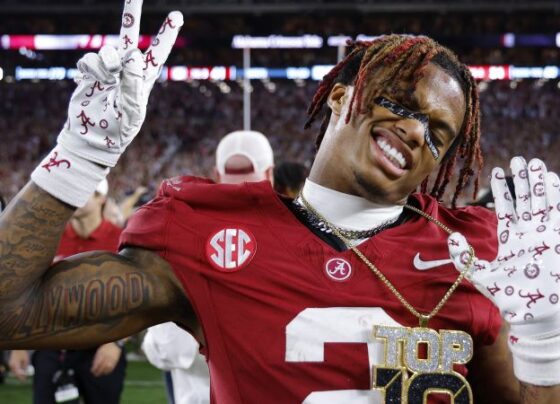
[119,195,172,253]
[119,176,215,252]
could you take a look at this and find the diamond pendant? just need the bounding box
[372,325,474,403]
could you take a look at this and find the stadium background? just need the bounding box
[0,0,559,401]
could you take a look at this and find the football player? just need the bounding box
[0,1,558,402]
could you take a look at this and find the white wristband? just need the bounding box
[31,145,109,208]
[509,333,560,386]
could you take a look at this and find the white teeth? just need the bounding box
[376,138,406,169]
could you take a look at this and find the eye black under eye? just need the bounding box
[428,130,444,148]
[375,96,441,160]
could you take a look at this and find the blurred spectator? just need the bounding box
[274,161,308,198]
[118,186,149,222]
[142,323,209,404]
[102,197,125,228]
[213,130,275,185]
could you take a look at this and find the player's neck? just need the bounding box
[300,179,403,231]
[70,212,103,238]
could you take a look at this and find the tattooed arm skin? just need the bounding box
[0,182,193,349]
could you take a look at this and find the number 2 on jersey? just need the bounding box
[286,307,473,403]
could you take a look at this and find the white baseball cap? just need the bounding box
[95,179,109,196]
[216,130,274,183]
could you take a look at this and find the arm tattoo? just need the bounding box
[0,251,163,343]
[2,273,150,340]
[0,183,188,349]
[0,184,177,346]
[0,183,74,299]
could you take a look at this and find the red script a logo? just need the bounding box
[324,258,353,282]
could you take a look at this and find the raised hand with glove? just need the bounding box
[31,0,183,207]
[449,157,560,388]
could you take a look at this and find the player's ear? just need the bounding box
[327,83,348,116]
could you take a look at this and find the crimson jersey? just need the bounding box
[121,176,502,403]
[56,220,122,259]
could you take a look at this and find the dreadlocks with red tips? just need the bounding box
[304,35,482,207]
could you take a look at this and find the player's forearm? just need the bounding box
[0,181,74,300]
[520,383,560,404]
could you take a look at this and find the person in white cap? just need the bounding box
[214,130,274,185]
[9,179,127,404]
[142,130,274,404]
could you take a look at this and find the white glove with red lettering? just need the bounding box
[31,0,183,207]
[449,157,560,386]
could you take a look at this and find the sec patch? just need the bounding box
[206,227,257,272]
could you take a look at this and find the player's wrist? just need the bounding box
[509,332,560,386]
[509,310,560,339]
[31,144,109,208]
[507,304,560,386]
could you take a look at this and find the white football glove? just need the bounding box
[31,0,183,207]
[449,157,560,386]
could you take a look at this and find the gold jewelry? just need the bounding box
[298,193,474,328]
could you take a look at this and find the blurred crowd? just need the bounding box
[2,10,559,35]
[0,11,558,70]
[1,78,559,207]
[0,79,316,202]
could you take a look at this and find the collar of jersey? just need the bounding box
[300,179,403,232]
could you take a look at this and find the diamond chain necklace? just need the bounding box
[292,199,401,240]
[298,193,475,328]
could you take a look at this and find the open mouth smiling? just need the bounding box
[370,127,413,172]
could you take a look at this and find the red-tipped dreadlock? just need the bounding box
[304,35,482,207]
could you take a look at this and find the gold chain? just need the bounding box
[299,194,474,328]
